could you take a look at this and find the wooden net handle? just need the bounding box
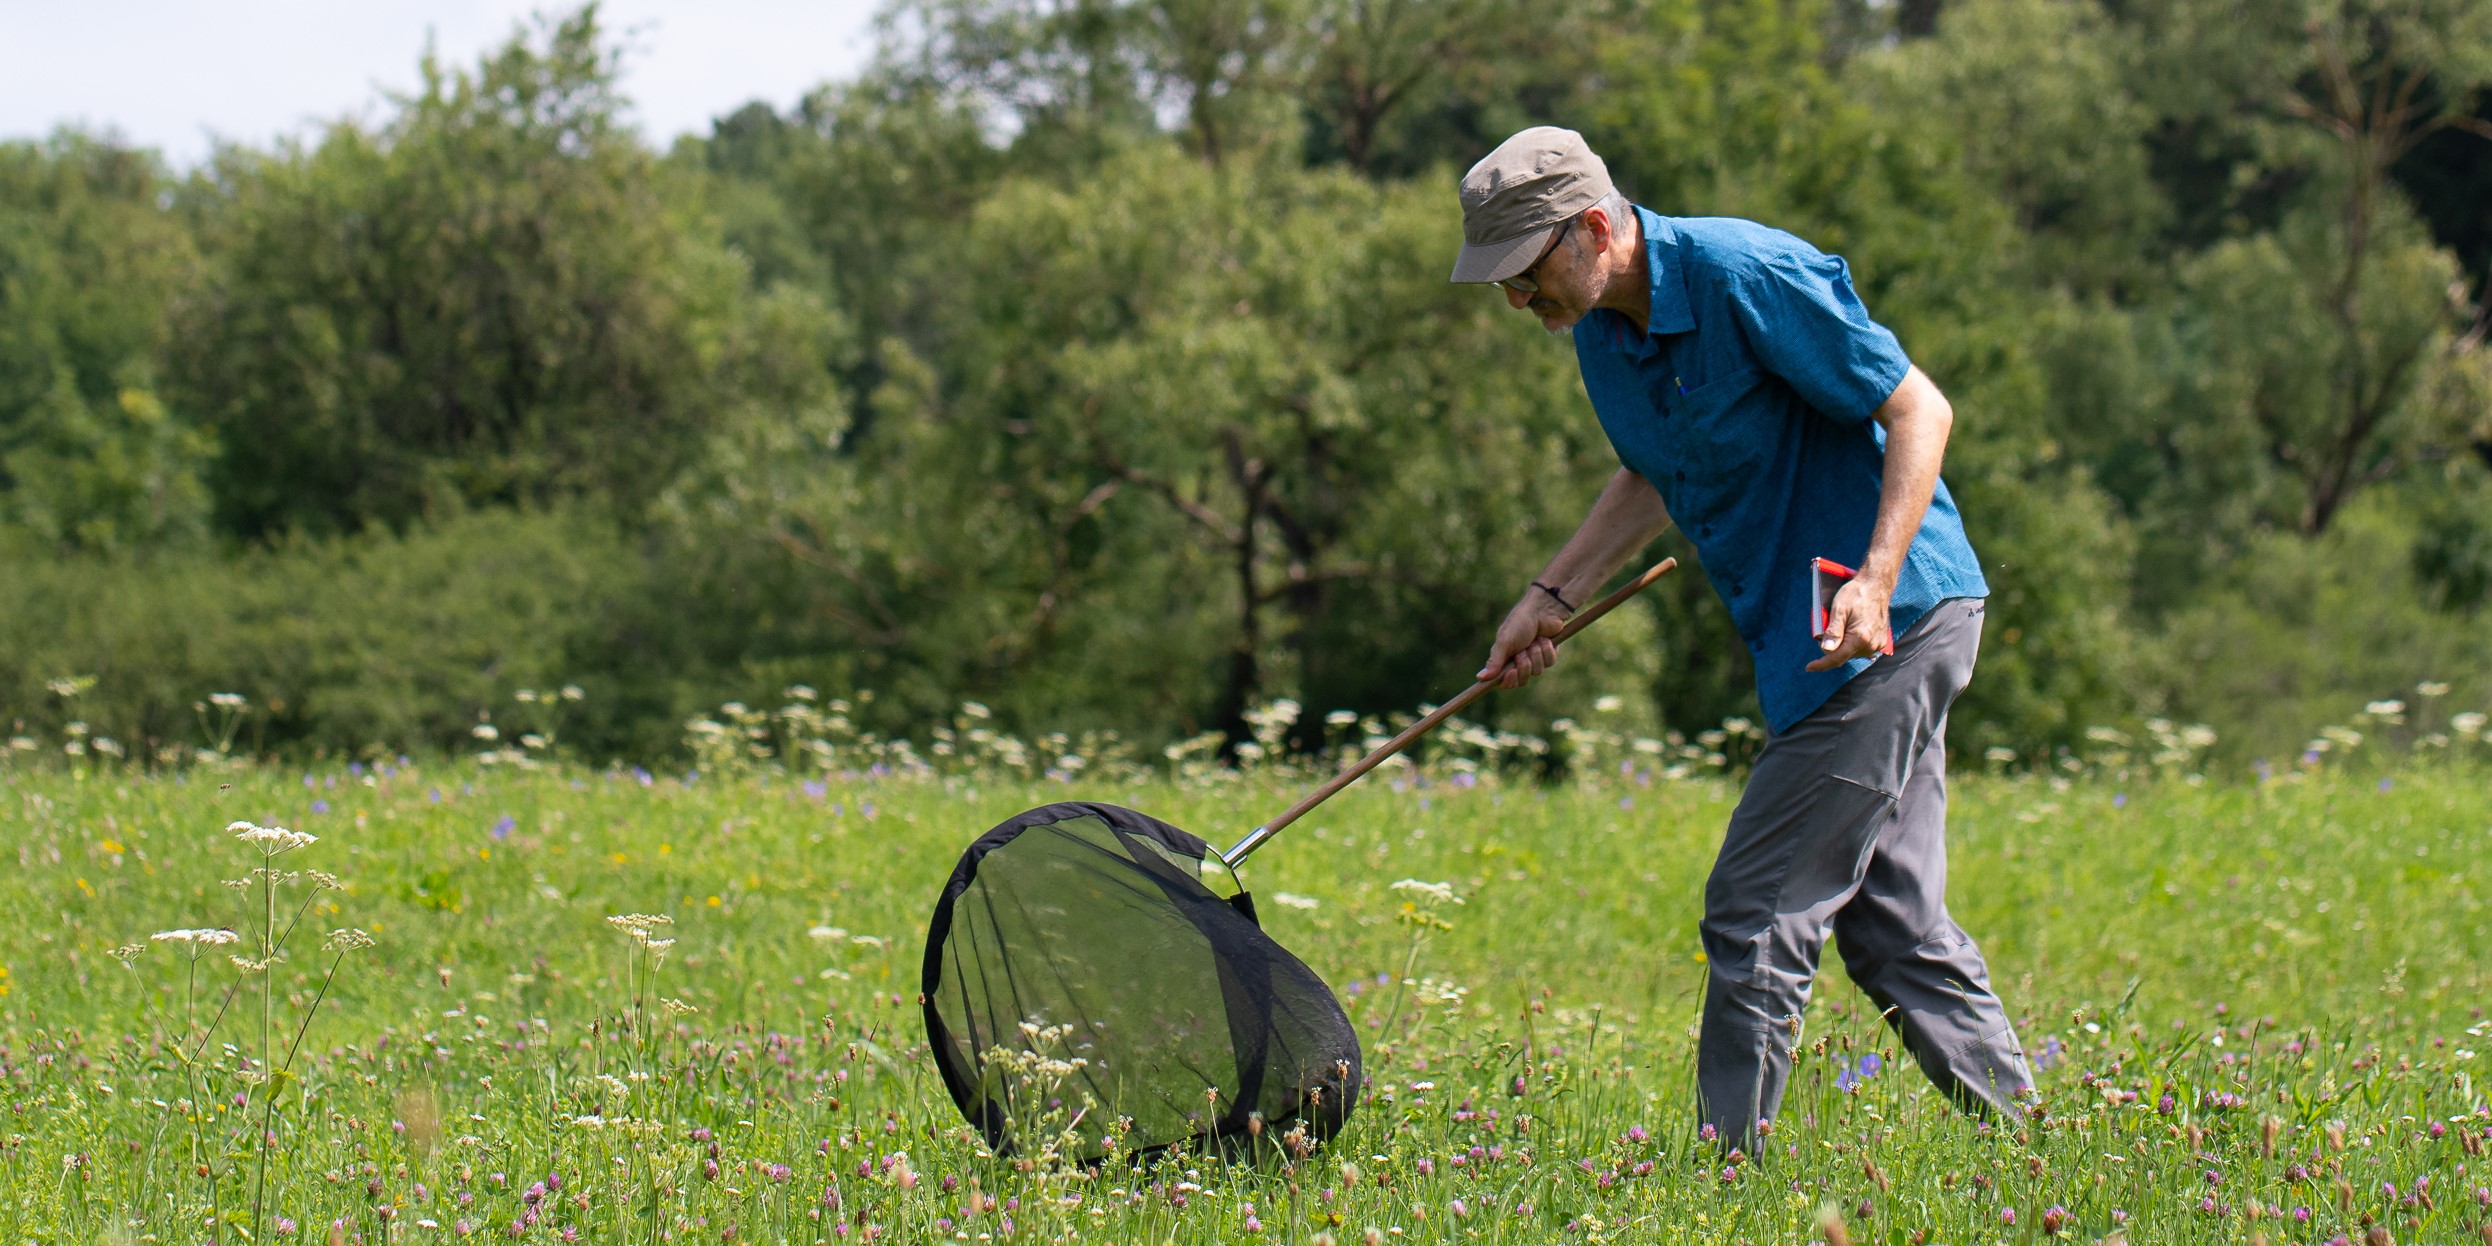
[1219,557,1676,868]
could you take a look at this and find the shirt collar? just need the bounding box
[1578,206,1695,355]
[1638,206,1696,337]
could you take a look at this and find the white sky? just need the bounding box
[0,2,887,166]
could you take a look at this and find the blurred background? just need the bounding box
[0,0,2486,768]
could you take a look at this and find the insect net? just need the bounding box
[920,801,1361,1162]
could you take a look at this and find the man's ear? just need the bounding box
[1585,205,1626,259]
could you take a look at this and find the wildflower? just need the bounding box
[491,816,515,840]
[153,928,240,946]
[1388,879,1461,905]
[1271,892,1320,910]
[606,914,675,945]
[229,822,318,855]
[107,943,147,967]
[323,929,377,952]
[2040,1206,2067,1235]
[1999,1208,2015,1226]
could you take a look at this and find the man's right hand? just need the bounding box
[1478,589,1571,689]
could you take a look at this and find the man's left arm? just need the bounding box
[1806,364,1951,672]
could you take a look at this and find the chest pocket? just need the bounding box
[1660,367,1764,480]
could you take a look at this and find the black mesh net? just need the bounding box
[920,801,1361,1163]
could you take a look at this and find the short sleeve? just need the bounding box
[1730,252,1911,425]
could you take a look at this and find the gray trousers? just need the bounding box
[1696,597,2029,1147]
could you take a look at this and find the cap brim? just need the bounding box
[1449,224,1557,284]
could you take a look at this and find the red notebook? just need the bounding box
[1811,558,1895,656]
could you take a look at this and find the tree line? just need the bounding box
[1,0,2487,766]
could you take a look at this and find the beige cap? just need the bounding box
[1449,126,1615,283]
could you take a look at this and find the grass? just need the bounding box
[1,752,2487,1244]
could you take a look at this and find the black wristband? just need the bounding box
[1532,581,1577,614]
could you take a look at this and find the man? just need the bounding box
[1456,126,2031,1148]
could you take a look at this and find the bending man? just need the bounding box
[1456,126,2032,1148]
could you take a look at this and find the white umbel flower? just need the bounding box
[228,822,318,855]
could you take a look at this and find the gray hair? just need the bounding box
[1581,188,1632,236]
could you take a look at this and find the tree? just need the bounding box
[2267,0,2492,533]
[0,132,210,552]
[683,143,1648,746]
[170,8,832,539]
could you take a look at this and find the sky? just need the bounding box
[0,1,887,166]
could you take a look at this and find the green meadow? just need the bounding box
[2,750,2487,1244]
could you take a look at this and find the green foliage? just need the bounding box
[2148,494,2487,762]
[0,133,210,552]
[168,9,837,538]
[668,143,1639,745]
[0,509,641,760]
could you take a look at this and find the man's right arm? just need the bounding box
[1477,467,1672,689]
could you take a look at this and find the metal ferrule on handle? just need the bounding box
[1219,557,1677,868]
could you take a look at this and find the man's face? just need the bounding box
[1503,227,1598,336]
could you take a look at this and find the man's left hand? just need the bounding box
[1806,575,1892,671]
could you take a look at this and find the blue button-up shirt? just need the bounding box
[1574,207,1987,733]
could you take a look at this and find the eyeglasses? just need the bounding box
[1498,218,1576,294]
